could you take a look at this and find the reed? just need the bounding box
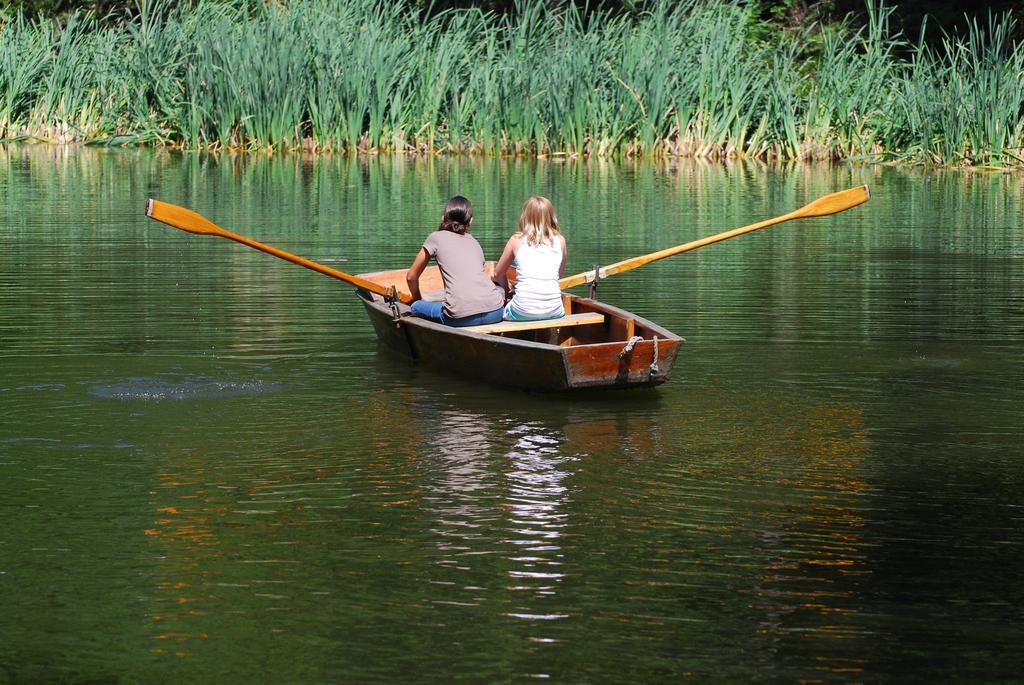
[891,13,1024,167]
[0,15,50,139]
[0,0,1021,167]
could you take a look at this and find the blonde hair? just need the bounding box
[516,196,561,246]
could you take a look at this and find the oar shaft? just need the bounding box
[584,211,798,285]
[560,184,869,290]
[214,228,400,298]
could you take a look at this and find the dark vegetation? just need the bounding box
[4,0,1022,41]
[1,0,1021,166]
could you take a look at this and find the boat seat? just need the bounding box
[463,312,605,335]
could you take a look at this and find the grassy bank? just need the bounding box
[1,0,1021,167]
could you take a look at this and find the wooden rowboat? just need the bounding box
[355,266,683,391]
[144,185,868,392]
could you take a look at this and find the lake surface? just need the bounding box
[2,145,1023,683]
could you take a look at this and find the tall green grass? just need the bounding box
[0,0,1021,167]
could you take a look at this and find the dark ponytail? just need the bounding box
[438,195,473,235]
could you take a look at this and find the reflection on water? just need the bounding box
[745,403,872,678]
[146,450,223,660]
[414,399,575,630]
[503,423,571,614]
[2,145,1024,682]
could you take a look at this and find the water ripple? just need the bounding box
[88,375,284,400]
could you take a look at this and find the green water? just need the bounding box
[2,146,1023,683]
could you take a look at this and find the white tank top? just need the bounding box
[508,238,564,319]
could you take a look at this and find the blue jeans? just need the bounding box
[411,300,504,327]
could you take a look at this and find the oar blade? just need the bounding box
[794,184,870,219]
[146,199,226,236]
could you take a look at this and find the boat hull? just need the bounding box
[357,284,683,391]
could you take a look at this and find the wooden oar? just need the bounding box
[559,184,870,290]
[145,199,412,303]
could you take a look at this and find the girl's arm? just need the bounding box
[558,234,567,277]
[406,247,430,302]
[492,235,519,290]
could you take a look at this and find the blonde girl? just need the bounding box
[492,196,567,321]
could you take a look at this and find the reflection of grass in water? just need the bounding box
[1,0,1022,167]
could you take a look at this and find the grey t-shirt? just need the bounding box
[422,230,505,318]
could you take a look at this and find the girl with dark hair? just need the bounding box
[406,195,506,326]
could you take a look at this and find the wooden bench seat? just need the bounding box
[464,312,605,335]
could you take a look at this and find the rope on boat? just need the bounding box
[618,335,643,358]
[618,335,660,376]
